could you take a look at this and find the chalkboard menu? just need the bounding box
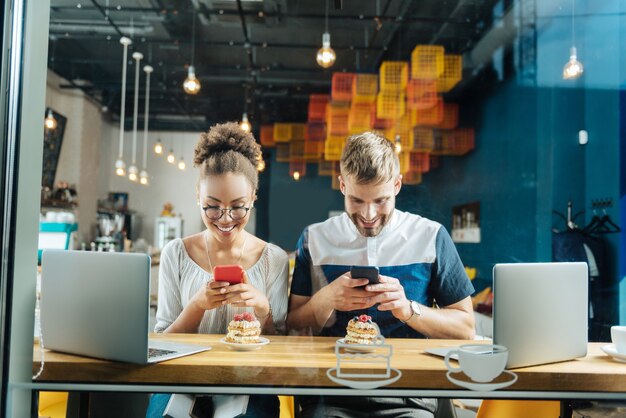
[41,109,67,189]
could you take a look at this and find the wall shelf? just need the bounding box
[452,227,481,243]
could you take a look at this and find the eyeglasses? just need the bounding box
[202,205,251,221]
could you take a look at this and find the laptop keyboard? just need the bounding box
[148,347,177,358]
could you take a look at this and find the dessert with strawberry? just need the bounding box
[225,312,261,344]
[344,314,379,344]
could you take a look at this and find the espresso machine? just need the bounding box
[95,212,125,251]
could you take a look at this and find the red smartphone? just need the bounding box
[213,265,245,284]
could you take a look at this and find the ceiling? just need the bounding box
[48,0,505,131]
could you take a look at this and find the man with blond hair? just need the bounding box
[287,131,475,418]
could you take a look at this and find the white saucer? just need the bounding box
[446,370,517,391]
[336,338,383,353]
[219,337,269,351]
[601,344,626,363]
[326,367,402,389]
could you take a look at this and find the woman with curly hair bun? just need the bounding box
[146,122,288,418]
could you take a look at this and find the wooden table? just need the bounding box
[31,334,626,402]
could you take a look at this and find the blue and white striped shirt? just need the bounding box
[291,210,474,338]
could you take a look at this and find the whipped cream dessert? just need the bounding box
[344,314,379,344]
[225,312,261,344]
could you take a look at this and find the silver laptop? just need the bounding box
[493,262,588,368]
[41,249,211,364]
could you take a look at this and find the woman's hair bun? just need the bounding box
[194,122,261,168]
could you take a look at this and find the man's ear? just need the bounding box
[339,176,346,195]
[394,175,402,195]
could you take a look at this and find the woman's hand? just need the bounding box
[222,272,271,318]
[189,280,232,312]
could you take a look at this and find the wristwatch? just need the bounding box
[401,300,421,324]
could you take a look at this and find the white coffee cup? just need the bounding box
[444,344,508,383]
[611,326,626,354]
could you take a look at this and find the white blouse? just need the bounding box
[154,238,289,335]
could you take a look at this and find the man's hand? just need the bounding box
[365,275,412,322]
[321,272,374,312]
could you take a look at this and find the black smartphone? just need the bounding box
[350,265,380,285]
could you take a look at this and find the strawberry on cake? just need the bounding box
[225,312,261,344]
[344,314,379,344]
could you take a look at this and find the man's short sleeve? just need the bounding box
[429,226,475,307]
[290,227,313,296]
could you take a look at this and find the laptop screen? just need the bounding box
[493,262,588,368]
[40,250,151,363]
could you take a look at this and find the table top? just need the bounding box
[32,334,625,396]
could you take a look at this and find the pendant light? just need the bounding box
[154,138,163,155]
[183,12,201,94]
[44,109,57,130]
[177,138,186,171]
[240,112,251,132]
[563,0,583,80]
[167,136,176,164]
[394,135,402,154]
[178,156,186,171]
[128,51,143,182]
[115,37,133,176]
[316,0,336,69]
[292,171,301,181]
[140,65,153,185]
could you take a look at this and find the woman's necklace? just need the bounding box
[204,229,248,274]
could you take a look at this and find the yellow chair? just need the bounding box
[476,400,560,418]
[38,391,68,418]
[279,395,295,418]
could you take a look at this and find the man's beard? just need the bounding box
[349,212,389,237]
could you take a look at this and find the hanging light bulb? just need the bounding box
[394,135,402,154]
[316,33,336,68]
[128,165,139,182]
[257,159,266,172]
[128,51,143,182]
[183,65,201,94]
[563,0,583,80]
[154,138,163,155]
[115,36,132,176]
[44,109,57,130]
[167,149,176,164]
[140,65,153,186]
[178,156,186,170]
[563,47,584,80]
[240,112,251,132]
[115,158,126,176]
[139,170,149,185]
[292,171,301,181]
[316,0,336,69]
[183,12,201,94]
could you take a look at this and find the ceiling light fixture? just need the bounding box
[128,51,143,182]
[183,12,201,94]
[292,171,301,181]
[178,156,186,171]
[115,36,132,176]
[316,0,336,68]
[140,64,153,186]
[44,109,57,130]
[394,135,402,154]
[167,136,176,164]
[240,112,251,132]
[153,138,163,155]
[563,0,583,80]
